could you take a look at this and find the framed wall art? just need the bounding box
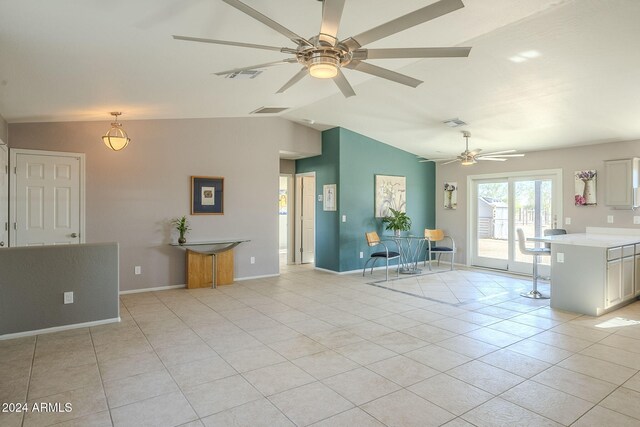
[323,184,337,211]
[444,182,457,210]
[574,170,596,206]
[191,176,224,215]
[375,175,406,218]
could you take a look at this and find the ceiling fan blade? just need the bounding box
[276,68,308,94]
[320,0,346,42]
[221,0,312,47]
[479,154,525,158]
[172,35,296,53]
[480,149,516,156]
[345,61,422,88]
[358,46,471,60]
[214,59,297,76]
[347,0,464,47]
[477,157,507,161]
[333,68,356,98]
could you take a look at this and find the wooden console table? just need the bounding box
[170,239,249,288]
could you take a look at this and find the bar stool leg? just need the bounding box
[521,254,549,299]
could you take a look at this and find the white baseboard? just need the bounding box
[119,284,185,295]
[0,317,121,341]
[316,264,402,275]
[235,273,280,281]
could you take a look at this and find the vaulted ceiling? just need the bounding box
[1,0,639,157]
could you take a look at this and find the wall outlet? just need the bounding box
[64,291,74,304]
[342,215,347,223]
[250,256,255,264]
[317,195,323,202]
[607,215,614,224]
[634,216,640,225]
[134,266,141,275]
[557,253,565,263]
[565,217,571,225]
[359,251,363,259]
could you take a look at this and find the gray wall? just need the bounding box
[436,139,640,264]
[0,243,119,336]
[9,117,320,291]
[279,159,295,175]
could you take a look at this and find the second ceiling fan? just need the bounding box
[173,0,472,97]
[421,131,525,165]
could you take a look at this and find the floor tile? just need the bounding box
[23,384,108,427]
[487,319,545,338]
[531,365,618,403]
[268,336,328,359]
[269,381,354,426]
[529,330,593,352]
[580,343,640,369]
[201,398,294,427]
[501,380,594,425]
[182,375,262,418]
[221,345,286,373]
[366,355,439,387]
[334,341,397,365]
[309,329,364,349]
[479,348,551,378]
[110,391,197,427]
[405,344,471,371]
[310,407,384,427]
[506,339,573,364]
[464,327,523,347]
[360,389,455,427]
[369,331,429,353]
[409,373,493,416]
[104,369,179,408]
[462,397,562,427]
[167,356,237,389]
[402,324,457,343]
[573,405,640,427]
[437,335,500,358]
[98,350,165,382]
[28,362,102,400]
[322,367,401,405]
[600,387,640,420]
[291,350,360,380]
[50,410,112,427]
[624,371,640,392]
[243,361,315,396]
[447,360,524,395]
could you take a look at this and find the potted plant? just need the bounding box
[172,215,190,245]
[382,208,412,236]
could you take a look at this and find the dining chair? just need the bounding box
[363,231,400,281]
[423,229,456,271]
[517,227,551,299]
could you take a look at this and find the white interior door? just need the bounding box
[11,149,84,246]
[295,173,315,264]
[0,143,8,248]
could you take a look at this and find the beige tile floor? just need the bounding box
[1,265,640,426]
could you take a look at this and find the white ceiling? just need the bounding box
[1,0,639,158]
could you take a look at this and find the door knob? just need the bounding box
[0,241,4,247]
[71,233,78,238]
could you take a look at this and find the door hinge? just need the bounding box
[13,222,17,230]
[14,166,17,174]
[4,222,7,231]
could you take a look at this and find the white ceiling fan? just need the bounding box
[172,0,472,97]
[420,131,525,165]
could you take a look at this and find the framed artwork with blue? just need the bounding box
[191,176,224,215]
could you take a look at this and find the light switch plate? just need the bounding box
[557,253,565,263]
[342,215,347,222]
[134,266,141,275]
[607,215,614,224]
[318,195,323,202]
[634,216,640,225]
[64,292,74,304]
[565,217,571,225]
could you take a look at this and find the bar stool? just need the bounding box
[516,228,550,299]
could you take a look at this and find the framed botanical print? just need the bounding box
[191,176,224,215]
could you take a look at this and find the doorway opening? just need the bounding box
[295,172,315,264]
[279,174,294,267]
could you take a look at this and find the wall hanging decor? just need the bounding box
[574,170,596,206]
[444,182,457,209]
[375,175,406,218]
[323,184,336,211]
[191,176,224,214]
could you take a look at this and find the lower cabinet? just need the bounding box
[606,258,622,308]
[635,254,640,297]
[606,247,635,309]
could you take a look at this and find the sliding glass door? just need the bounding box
[470,170,562,275]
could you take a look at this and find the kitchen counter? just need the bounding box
[531,233,640,248]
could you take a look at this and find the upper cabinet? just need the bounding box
[605,158,640,209]
[0,142,7,248]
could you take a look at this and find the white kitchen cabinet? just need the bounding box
[604,246,633,309]
[622,255,635,300]
[635,254,640,297]
[604,158,640,208]
[606,258,622,308]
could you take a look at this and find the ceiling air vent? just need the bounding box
[443,118,467,127]
[225,70,263,79]
[251,107,290,114]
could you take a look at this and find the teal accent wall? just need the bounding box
[297,127,435,272]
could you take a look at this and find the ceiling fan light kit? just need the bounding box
[173,0,471,97]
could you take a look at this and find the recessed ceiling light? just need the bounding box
[509,56,527,63]
[520,50,541,58]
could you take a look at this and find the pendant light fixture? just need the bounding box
[101,112,131,151]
